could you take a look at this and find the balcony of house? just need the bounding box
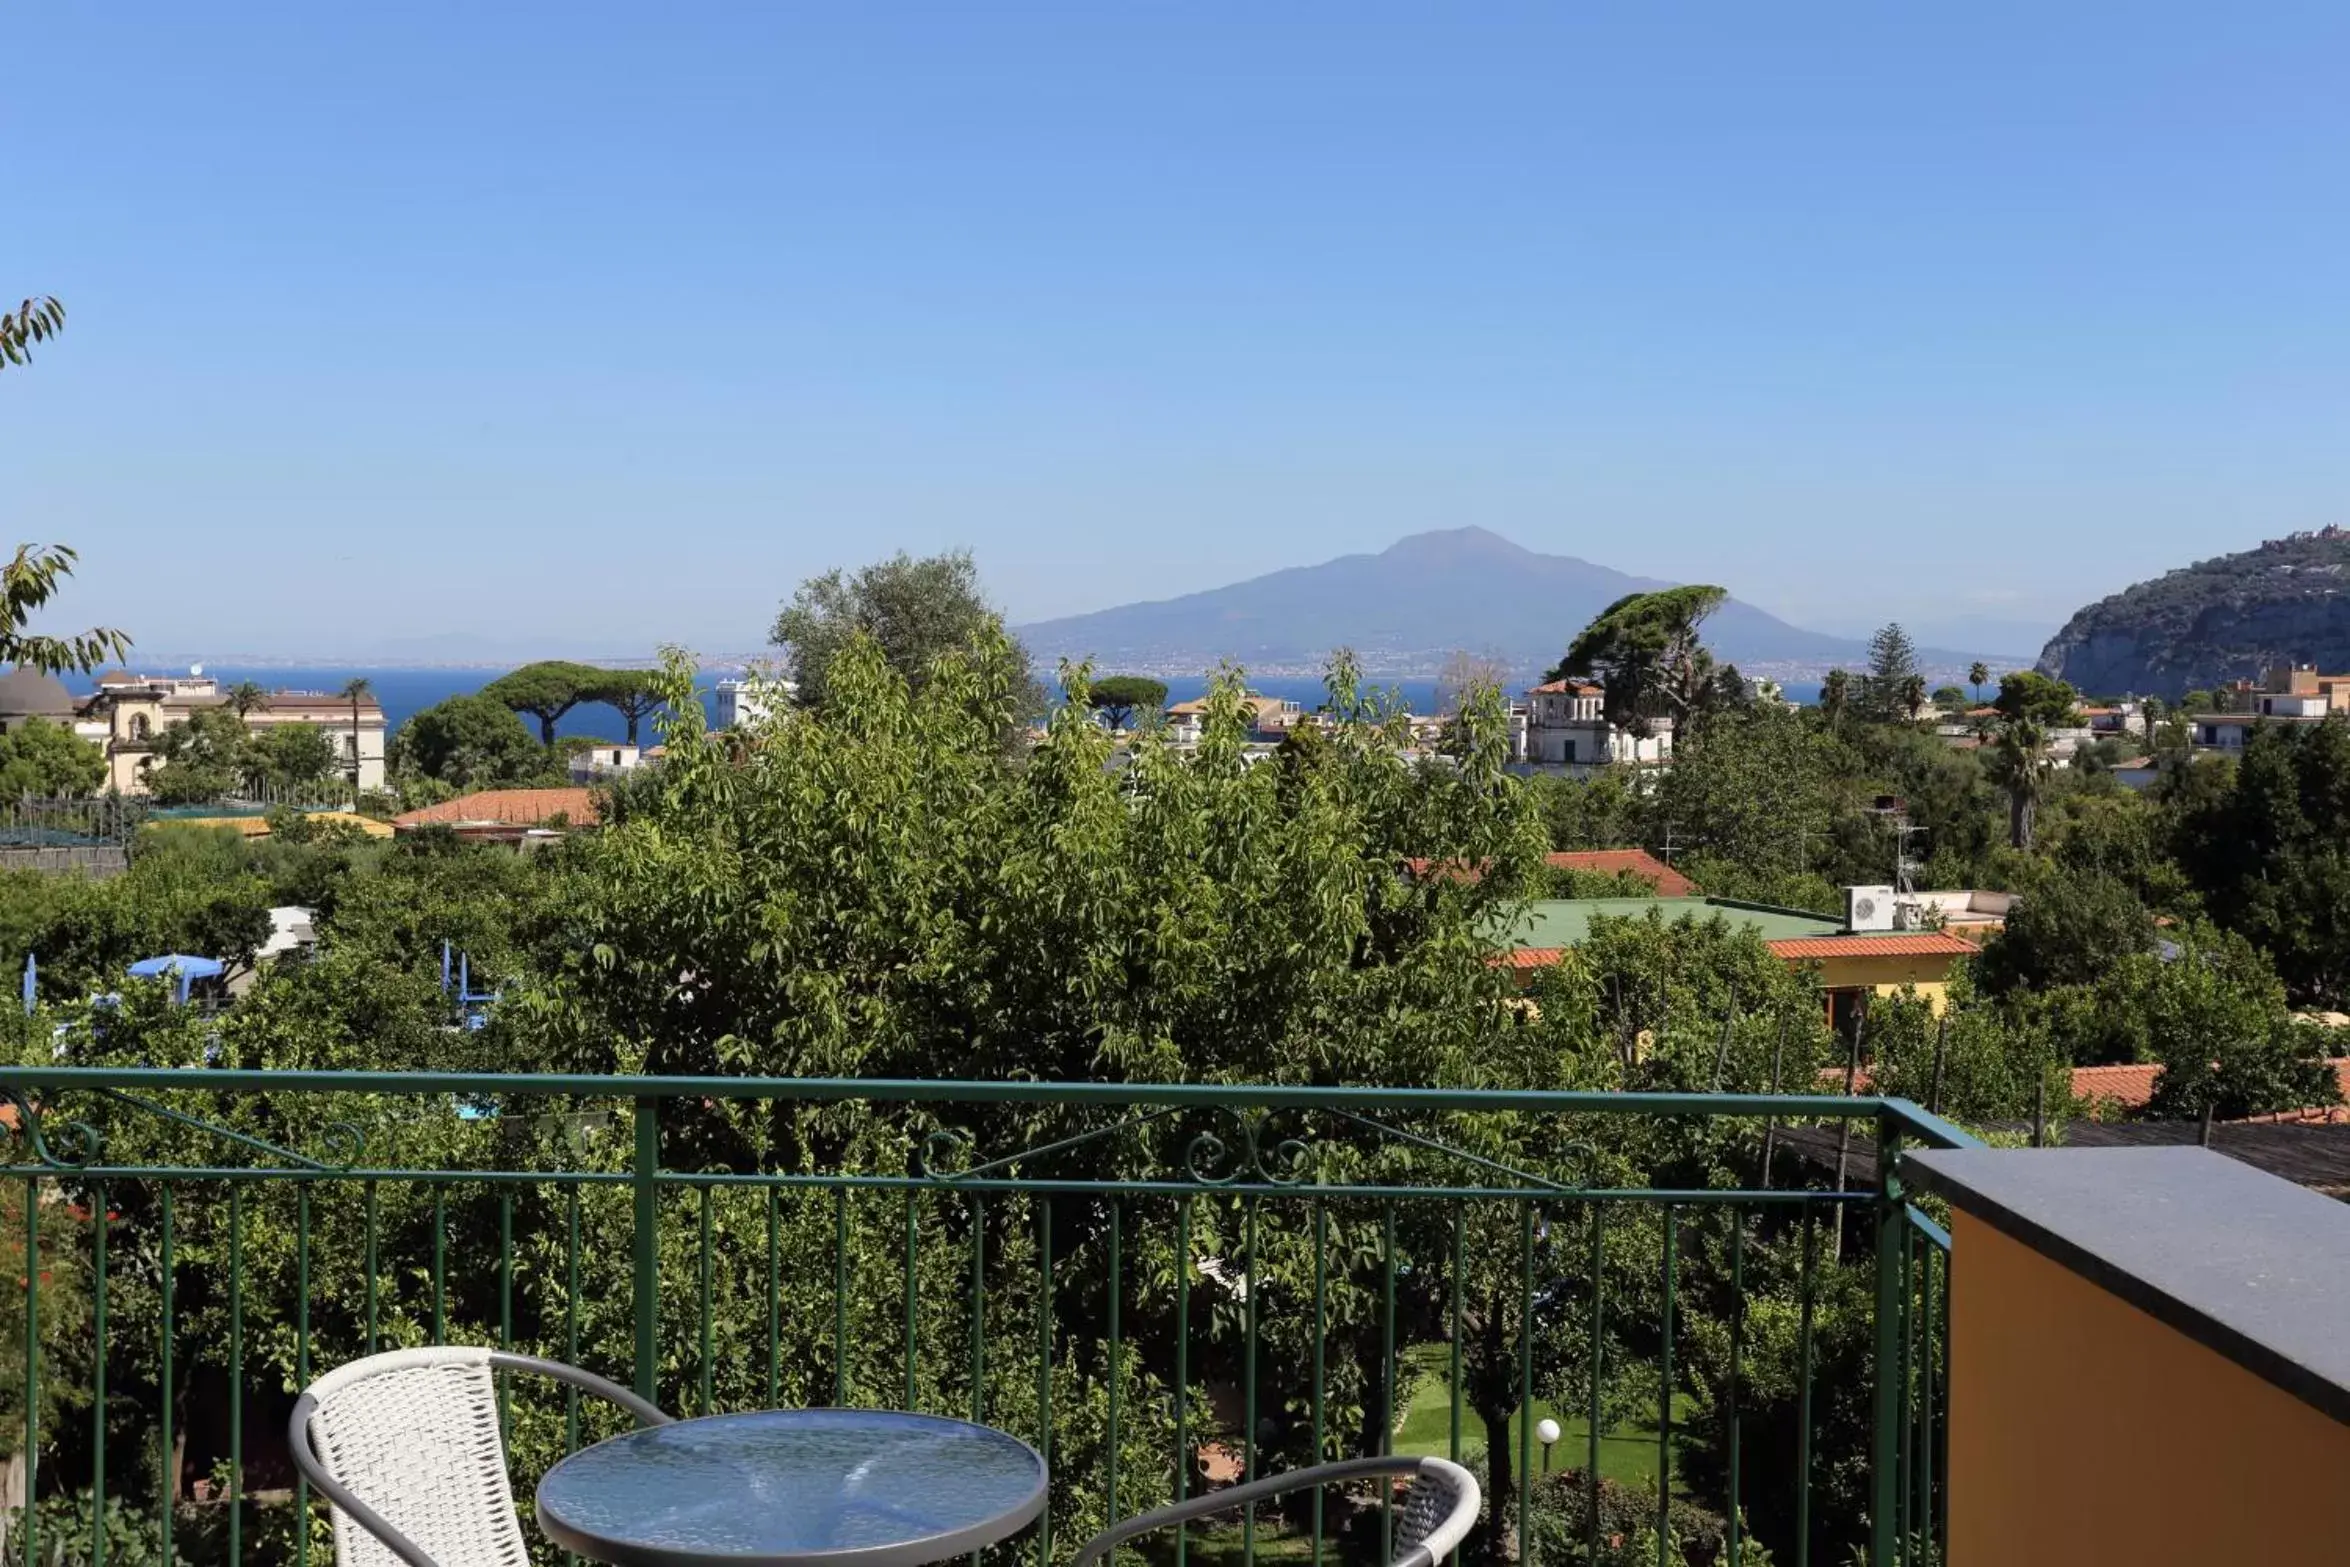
[0,1071,2339,1567]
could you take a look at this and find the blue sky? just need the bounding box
[10,3,2349,660]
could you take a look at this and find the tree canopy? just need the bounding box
[0,718,103,798]
[1085,674,1166,731]
[1546,585,1728,734]
[771,549,1034,714]
[392,692,551,790]
[585,668,666,744]
[482,660,606,745]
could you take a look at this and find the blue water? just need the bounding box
[61,667,1822,741]
[61,668,1453,742]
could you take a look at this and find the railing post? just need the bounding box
[633,1095,661,1404]
[1870,1108,1906,1567]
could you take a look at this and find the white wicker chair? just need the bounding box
[1069,1455,1480,1567]
[289,1346,672,1567]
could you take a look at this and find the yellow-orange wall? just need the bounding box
[1947,1212,2350,1566]
[1811,952,1956,1013]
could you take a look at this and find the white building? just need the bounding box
[714,675,794,730]
[568,743,645,783]
[1513,679,1672,777]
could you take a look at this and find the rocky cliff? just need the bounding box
[2038,529,2350,697]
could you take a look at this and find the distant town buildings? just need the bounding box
[2192,664,2350,753]
[71,671,387,795]
[1161,693,1303,745]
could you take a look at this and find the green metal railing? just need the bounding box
[0,1071,1970,1567]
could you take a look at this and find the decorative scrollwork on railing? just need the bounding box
[1324,1107,1600,1192]
[904,1099,1604,1195]
[314,1120,370,1172]
[89,1089,368,1174]
[1182,1107,1313,1187]
[915,1108,1180,1185]
[0,1087,105,1171]
[913,1129,972,1180]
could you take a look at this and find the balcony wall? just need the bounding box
[1911,1146,2350,1567]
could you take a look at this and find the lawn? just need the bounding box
[1388,1344,1693,1491]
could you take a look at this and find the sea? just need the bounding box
[61,667,1827,741]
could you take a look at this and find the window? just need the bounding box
[128,713,151,742]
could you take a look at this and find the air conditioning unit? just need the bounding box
[1846,885,1897,932]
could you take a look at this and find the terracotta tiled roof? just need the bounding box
[2074,1060,2350,1111]
[393,787,601,829]
[1546,849,1699,897]
[1528,679,1603,695]
[1764,932,1979,960]
[1501,947,1567,970]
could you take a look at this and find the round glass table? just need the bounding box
[535,1409,1049,1567]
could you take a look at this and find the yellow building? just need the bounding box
[79,671,388,795]
[1500,896,1976,1026]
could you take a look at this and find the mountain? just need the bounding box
[1018,528,1997,678]
[2037,528,2350,698]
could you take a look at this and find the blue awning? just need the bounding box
[126,955,226,980]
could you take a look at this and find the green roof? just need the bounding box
[1504,897,1846,950]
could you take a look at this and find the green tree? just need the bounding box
[1086,674,1168,731]
[1546,585,1728,735]
[1434,649,1511,719]
[0,718,104,798]
[1898,672,1929,723]
[1645,705,1839,887]
[1818,669,1850,730]
[3,546,131,677]
[2,301,131,674]
[391,693,549,791]
[1858,623,1920,722]
[2141,925,2340,1119]
[1931,684,1965,712]
[223,680,268,718]
[242,723,339,793]
[1975,862,2155,1007]
[2169,716,2350,1007]
[771,549,1034,714]
[585,669,666,745]
[337,677,374,797]
[1,294,66,369]
[1527,767,1643,851]
[143,707,247,805]
[482,661,604,745]
[1967,661,1990,706]
[1988,671,2078,851]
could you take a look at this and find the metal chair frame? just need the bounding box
[289,1347,673,1567]
[1069,1455,1482,1567]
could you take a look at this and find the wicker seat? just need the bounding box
[290,1347,672,1567]
[1069,1455,1480,1567]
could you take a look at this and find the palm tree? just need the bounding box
[1899,672,1929,724]
[338,677,373,802]
[225,680,268,718]
[1991,718,2050,850]
[1820,668,1851,730]
[1968,662,1990,707]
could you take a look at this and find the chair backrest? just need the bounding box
[1394,1457,1481,1567]
[299,1347,531,1567]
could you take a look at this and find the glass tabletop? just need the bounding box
[535,1409,1050,1567]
